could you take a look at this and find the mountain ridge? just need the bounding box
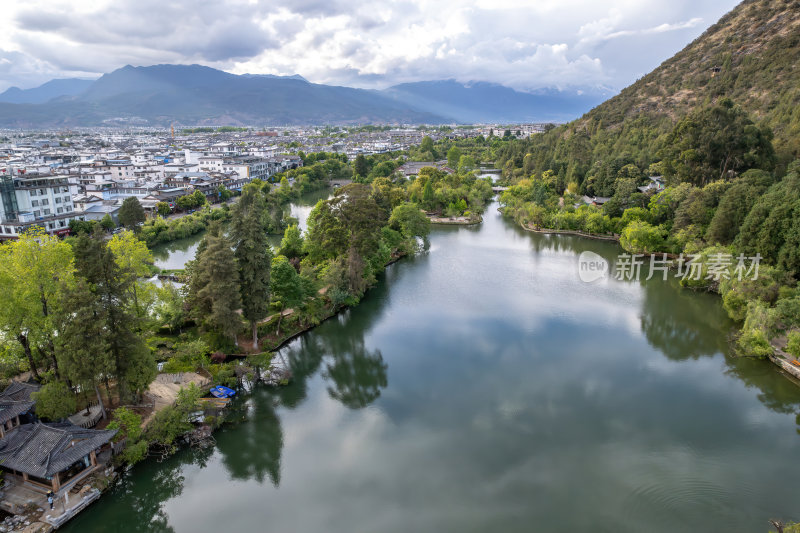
[383,80,608,124]
[0,78,96,104]
[0,64,603,127]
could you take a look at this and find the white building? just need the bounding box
[0,170,85,239]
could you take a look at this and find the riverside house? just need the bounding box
[0,422,117,495]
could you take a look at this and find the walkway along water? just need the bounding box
[63,200,800,533]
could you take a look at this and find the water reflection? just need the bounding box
[324,343,387,409]
[639,275,733,361]
[63,204,800,533]
[217,389,283,486]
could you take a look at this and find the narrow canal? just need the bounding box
[66,199,800,532]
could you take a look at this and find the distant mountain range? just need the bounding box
[0,64,607,127]
[384,80,607,124]
[0,78,95,104]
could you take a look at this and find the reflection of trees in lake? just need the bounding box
[68,445,214,533]
[636,248,800,421]
[640,276,733,361]
[520,228,800,429]
[274,274,392,411]
[274,336,328,409]
[211,264,395,485]
[324,341,388,409]
[725,356,800,415]
[217,388,283,486]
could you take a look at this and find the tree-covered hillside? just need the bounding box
[499,0,800,188]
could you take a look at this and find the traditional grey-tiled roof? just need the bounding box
[0,422,117,478]
[0,401,34,425]
[0,382,39,403]
[0,383,39,425]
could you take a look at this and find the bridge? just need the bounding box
[492,186,509,193]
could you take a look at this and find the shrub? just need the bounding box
[32,382,76,421]
[737,328,773,358]
[787,331,800,359]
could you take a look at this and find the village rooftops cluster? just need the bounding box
[0,123,550,239]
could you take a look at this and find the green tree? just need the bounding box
[447,146,462,169]
[0,228,74,379]
[736,162,800,274]
[458,155,477,174]
[73,231,154,402]
[279,224,305,260]
[144,383,203,454]
[270,256,305,336]
[154,282,185,333]
[57,279,112,419]
[420,136,437,159]
[422,180,434,210]
[107,230,155,318]
[389,203,431,239]
[229,184,272,347]
[620,220,666,254]
[107,407,147,464]
[217,185,232,202]
[32,382,76,421]
[662,99,776,186]
[353,154,369,178]
[787,331,800,359]
[156,202,171,217]
[705,169,772,244]
[192,190,207,207]
[100,213,116,231]
[118,197,146,230]
[187,223,243,344]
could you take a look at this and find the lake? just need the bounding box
[65,199,800,532]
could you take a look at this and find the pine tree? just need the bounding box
[187,222,243,344]
[57,279,112,419]
[229,184,272,347]
[72,231,154,403]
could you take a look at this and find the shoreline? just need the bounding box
[511,215,800,383]
[428,215,482,225]
[256,253,406,354]
[519,223,619,242]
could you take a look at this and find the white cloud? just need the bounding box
[0,0,741,92]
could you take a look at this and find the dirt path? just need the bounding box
[141,372,210,427]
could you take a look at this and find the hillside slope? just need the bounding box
[577,0,800,161]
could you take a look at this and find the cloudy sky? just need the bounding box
[0,0,741,93]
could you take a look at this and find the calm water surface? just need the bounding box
[67,200,800,532]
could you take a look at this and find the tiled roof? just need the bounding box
[0,422,117,478]
[0,382,39,402]
[0,383,39,425]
